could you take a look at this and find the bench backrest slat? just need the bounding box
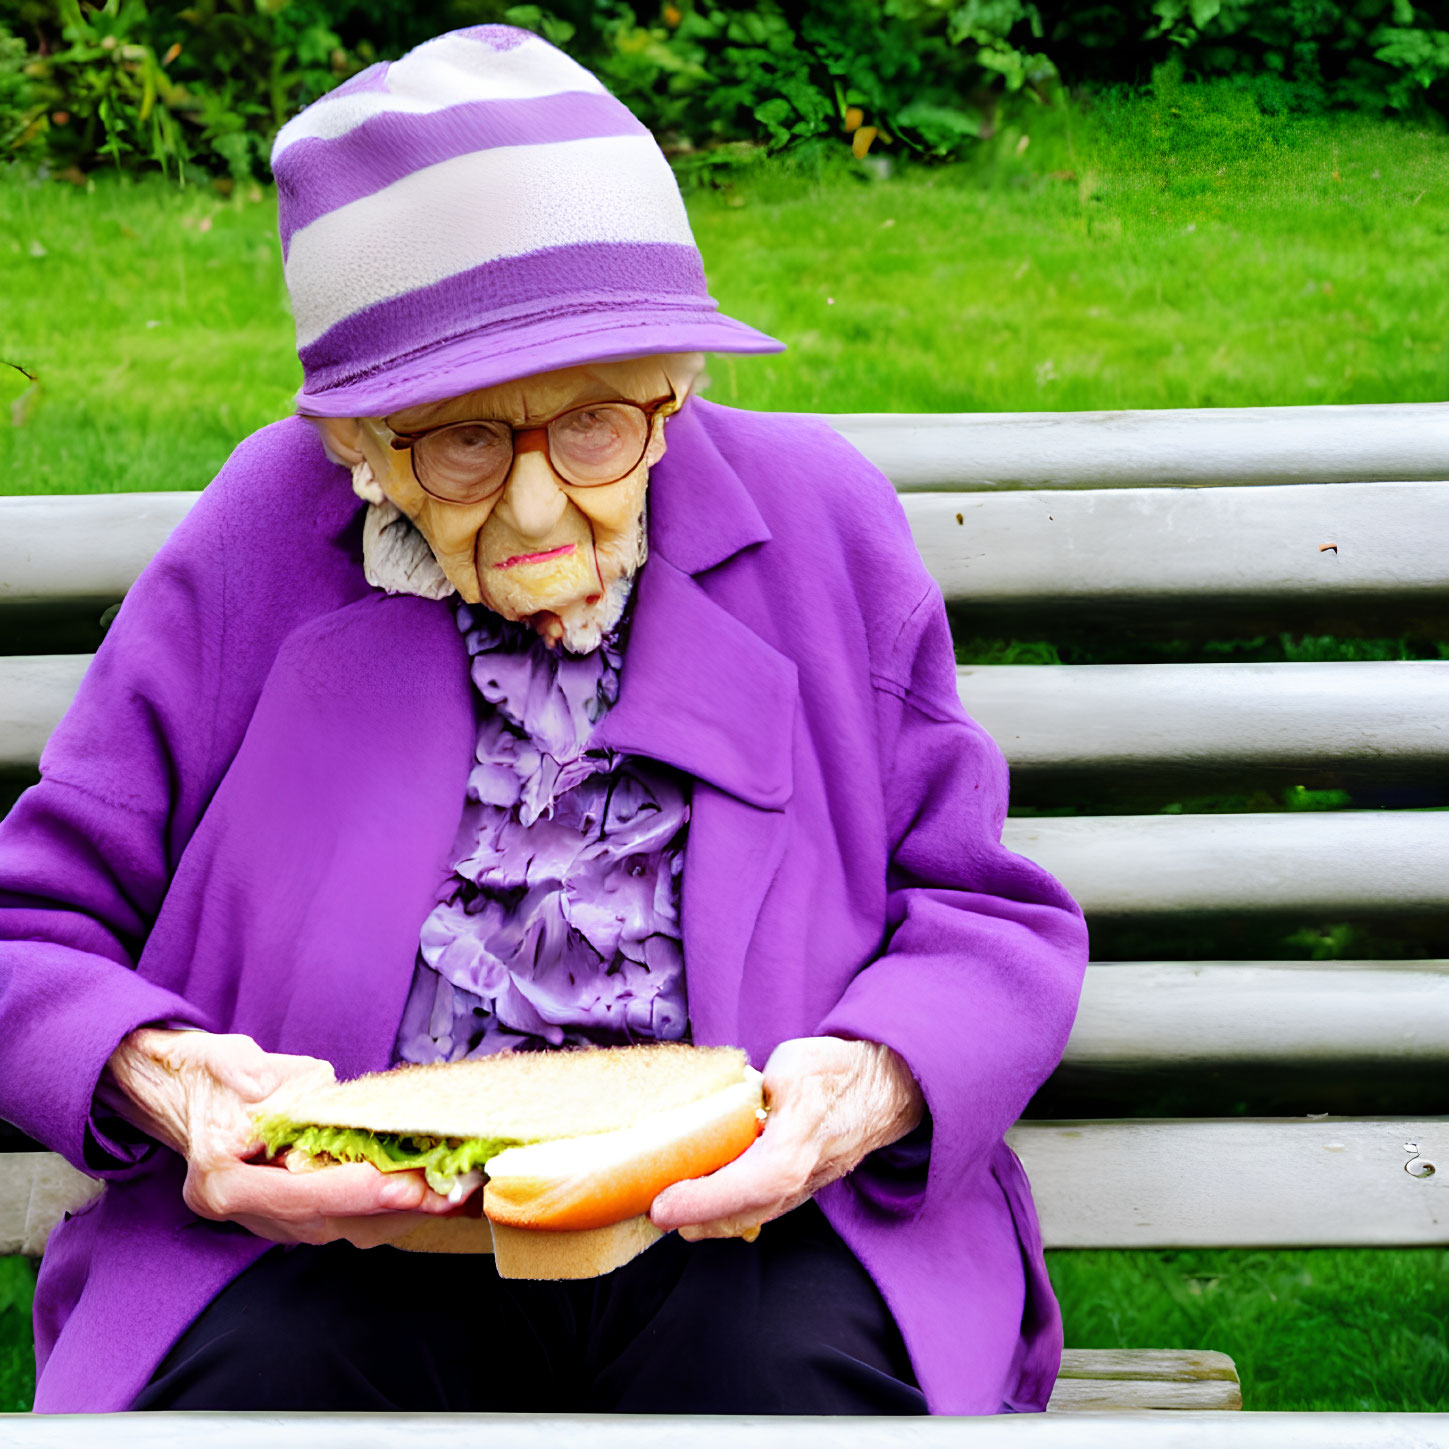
[0,493,196,608]
[9,656,1447,775]
[5,1116,1444,1256]
[5,480,1449,614]
[1067,962,1449,1067]
[960,660,1449,771]
[828,401,1449,491]
[1002,811,1449,915]
[1010,1118,1447,1248]
[904,484,1449,607]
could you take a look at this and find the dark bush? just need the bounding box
[1,0,1446,180]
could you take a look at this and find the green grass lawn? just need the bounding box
[0,1259,35,1414]
[2,79,1447,494]
[1052,1247,1449,1412]
[1,83,1446,1412]
[693,85,1449,415]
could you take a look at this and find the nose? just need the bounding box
[492,445,570,542]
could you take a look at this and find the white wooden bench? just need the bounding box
[2,401,1446,1435]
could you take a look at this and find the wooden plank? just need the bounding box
[1048,1379,1239,1411]
[8,657,1447,776]
[0,493,196,610]
[1066,962,1449,1068]
[1001,811,1449,916]
[3,483,1448,615]
[1057,1349,1239,1384]
[7,1119,1446,1257]
[959,661,1449,771]
[0,656,90,772]
[903,482,1448,607]
[0,1412,1445,1446]
[827,401,1449,491]
[1007,1119,1449,1248]
[1049,1350,1241,1412]
[0,1152,100,1257]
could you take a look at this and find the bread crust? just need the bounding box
[264,1043,748,1142]
[484,1081,763,1231]
[388,1215,496,1254]
[490,1216,664,1279]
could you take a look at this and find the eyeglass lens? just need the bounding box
[413,403,651,501]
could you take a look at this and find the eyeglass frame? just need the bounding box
[383,389,682,505]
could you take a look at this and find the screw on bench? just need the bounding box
[1403,1142,1436,1179]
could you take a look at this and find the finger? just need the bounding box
[190,1161,450,1224]
[649,1136,806,1232]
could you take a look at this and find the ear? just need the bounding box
[645,415,671,468]
[644,362,702,469]
[309,415,367,467]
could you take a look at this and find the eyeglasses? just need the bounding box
[386,391,681,505]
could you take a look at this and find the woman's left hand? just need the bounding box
[649,1036,925,1242]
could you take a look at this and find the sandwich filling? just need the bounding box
[253,1119,523,1197]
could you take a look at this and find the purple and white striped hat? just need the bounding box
[272,25,783,418]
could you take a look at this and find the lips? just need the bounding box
[493,544,577,570]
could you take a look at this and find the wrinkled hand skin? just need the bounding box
[648,1037,925,1243]
[102,1028,458,1247]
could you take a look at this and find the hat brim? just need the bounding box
[294,307,784,418]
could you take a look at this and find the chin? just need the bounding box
[480,564,631,655]
[479,519,646,654]
[541,575,634,654]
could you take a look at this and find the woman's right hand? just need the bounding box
[102,1027,458,1247]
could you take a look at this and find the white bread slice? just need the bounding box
[264,1043,748,1141]
[388,1215,496,1255]
[483,1075,763,1231]
[491,1216,664,1279]
[385,1212,662,1276]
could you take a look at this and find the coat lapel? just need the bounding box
[590,400,799,1052]
[215,589,476,1077]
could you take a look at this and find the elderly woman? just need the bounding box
[0,26,1087,1415]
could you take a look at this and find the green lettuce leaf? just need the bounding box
[254,1117,523,1195]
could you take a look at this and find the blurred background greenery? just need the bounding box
[1,0,1447,1419]
[2,0,1449,181]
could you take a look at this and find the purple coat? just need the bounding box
[0,398,1087,1414]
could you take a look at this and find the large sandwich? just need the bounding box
[252,1043,765,1279]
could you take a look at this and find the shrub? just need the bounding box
[1,0,1446,181]
[0,0,365,179]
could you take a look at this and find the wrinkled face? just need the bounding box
[320,355,699,649]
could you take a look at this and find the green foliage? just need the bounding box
[532,0,1050,161]
[0,0,367,179]
[955,638,1063,666]
[5,0,1449,180]
[0,0,1059,176]
[0,1257,36,1413]
[1038,0,1449,116]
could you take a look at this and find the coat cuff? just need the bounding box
[0,940,211,1180]
[816,1022,933,1218]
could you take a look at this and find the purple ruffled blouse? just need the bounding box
[393,597,691,1062]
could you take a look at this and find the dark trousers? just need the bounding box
[132,1202,926,1414]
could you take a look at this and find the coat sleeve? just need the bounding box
[0,484,235,1179]
[815,580,1089,1212]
